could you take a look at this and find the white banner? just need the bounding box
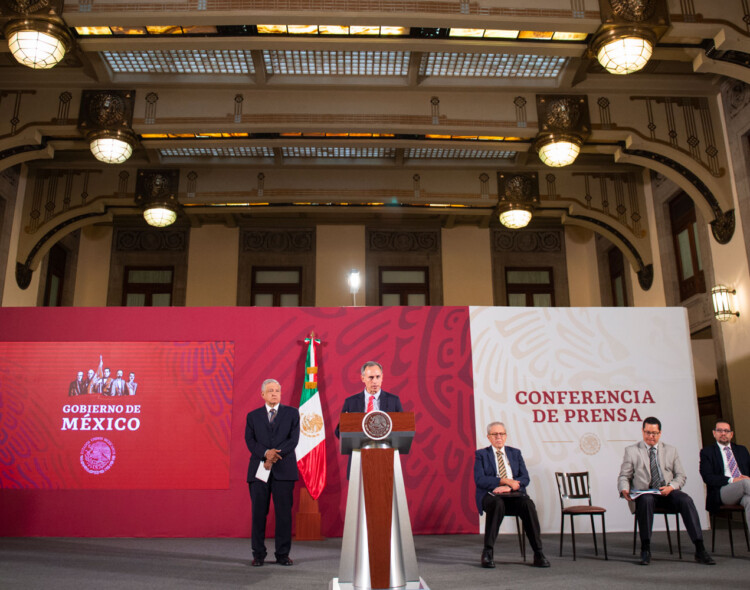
[469,306,708,534]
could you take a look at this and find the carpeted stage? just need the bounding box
[2,531,747,589]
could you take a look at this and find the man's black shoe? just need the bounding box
[251,557,264,567]
[276,556,294,566]
[532,552,550,568]
[694,550,715,565]
[639,550,651,565]
[481,549,495,568]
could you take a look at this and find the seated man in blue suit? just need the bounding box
[245,378,300,567]
[474,421,549,568]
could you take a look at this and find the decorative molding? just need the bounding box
[492,229,562,253]
[368,229,439,253]
[241,228,314,253]
[710,209,735,245]
[115,228,187,252]
[722,79,750,120]
[621,146,734,243]
[637,263,654,290]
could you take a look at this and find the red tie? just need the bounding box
[366,395,374,412]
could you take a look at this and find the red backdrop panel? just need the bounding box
[0,306,476,537]
[0,341,233,489]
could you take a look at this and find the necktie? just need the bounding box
[269,408,276,424]
[366,395,374,412]
[724,445,742,479]
[649,446,662,488]
[496,450,507,480]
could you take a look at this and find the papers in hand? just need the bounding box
[628,489,661,499]
[255,461,271,483]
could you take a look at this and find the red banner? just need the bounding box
[0,341,233,489]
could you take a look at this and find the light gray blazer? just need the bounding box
[617,440,687,509]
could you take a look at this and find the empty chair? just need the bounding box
[555,472,607,560]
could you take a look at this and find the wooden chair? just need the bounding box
[555,472,607,560]
[711,504,750,557]
[632,507,682,559]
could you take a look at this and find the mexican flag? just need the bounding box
[296,336,326,499]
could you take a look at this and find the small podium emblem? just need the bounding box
[362,410,392,440]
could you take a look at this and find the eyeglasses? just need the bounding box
[643,430,660,436]
[489,432,507,437]
[714,429,732,433]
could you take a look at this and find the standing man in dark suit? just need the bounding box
[618,416,714,565]
[474,421,550,568]
[699,420,750,535]
[245,379,300,567]
[335,361,403,478]
[339,361,404,416]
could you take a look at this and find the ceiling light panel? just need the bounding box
[406,148,517,159]
[263,50,410,75]
[102,50,256,74]
[159,147,274,157]
[281,147,395,158]
[420,52,567,78]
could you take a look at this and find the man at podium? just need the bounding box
[335,361,404,478]
[340,361,404,415]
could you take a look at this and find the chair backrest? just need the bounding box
[555,471,593,509]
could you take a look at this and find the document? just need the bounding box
[255,462,271,483]
[628,489,661,499]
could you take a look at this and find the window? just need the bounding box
[505,267,554,307]
[252,267,302,306]
[608,247,628,307]
[379,267,429,306]
[122,267,174,306]
[669,192,705,301]
[43,243,67,307]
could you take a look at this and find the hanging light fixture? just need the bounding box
[135,169,181,228]
[77,90,137,164]
[497,172,539,229]
[5,19,72,69]
[711,285,740,322]
[534,95,590,168]
[591,0,669,75]
[87,129,136,164]
[2,0,73,70]
[535,134,582,168]
[593,28,655,75]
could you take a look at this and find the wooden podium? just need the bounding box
[330,411,429,590]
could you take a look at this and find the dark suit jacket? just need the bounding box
[474,445,531,515]
[699,442,750,512]
[334,390,404,438]
[245,404,300,483]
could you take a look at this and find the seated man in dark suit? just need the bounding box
[245,378,300,567]
[474,421,549,568]
[699,420,750,536]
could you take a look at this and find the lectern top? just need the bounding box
[338,412,415,455]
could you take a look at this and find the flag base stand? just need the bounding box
[295,486,324,541]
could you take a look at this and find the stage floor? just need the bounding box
[1,532,748,589]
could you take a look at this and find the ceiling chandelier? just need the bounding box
[5,19,72,69]
[135,170,181,228]
[497,172,539,229]
[534,95,590,168]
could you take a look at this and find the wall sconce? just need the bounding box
[77,90,137,164]
[348,269,361,306]
[590,0,669,75]
[534,95,590,168]
[497,172,539,229]
[2,0,72,70]
[712,285,740,322]
[135,169,180,228]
